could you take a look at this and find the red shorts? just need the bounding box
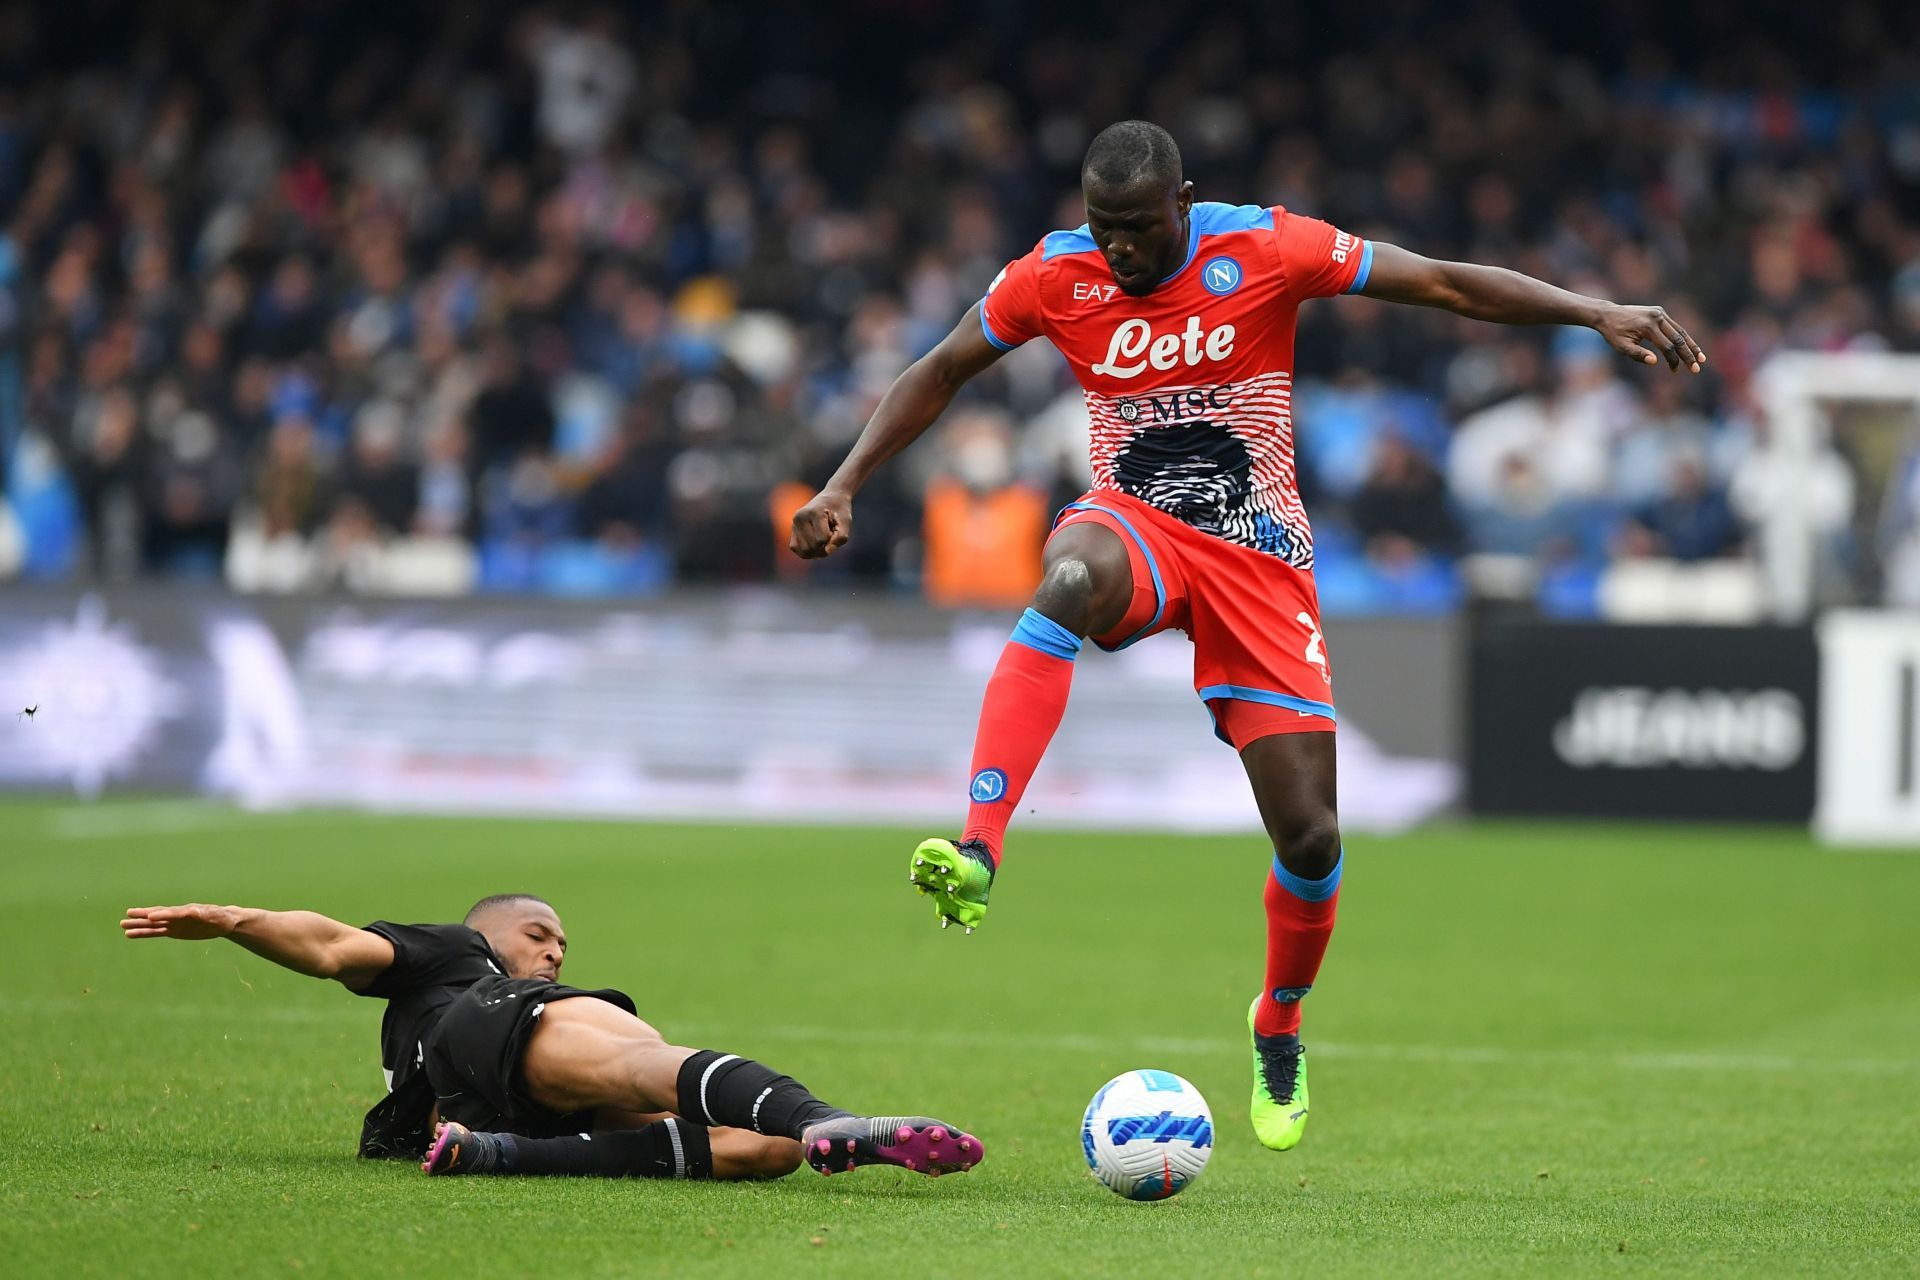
[1052,490,1335,750]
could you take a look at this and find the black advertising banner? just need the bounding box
[1468,621,1818,822]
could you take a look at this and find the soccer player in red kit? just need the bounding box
[791,120,1705,1151]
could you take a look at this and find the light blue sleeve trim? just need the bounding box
[1197,684,1337,722]
[1042,226,1098,259]
[1345,239,1375,294]
[1058,501,1166,649]
[978,303,1016,351]
[1271,848,1343,902]
[1011,608,1082,660]
[1192,202,1274,234]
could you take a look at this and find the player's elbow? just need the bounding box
[1421,268,1475,314]
[308,943,351,981]
[317,935,383,987]
[924,348,972,395]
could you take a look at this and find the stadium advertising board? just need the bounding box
[0,588,1460,834]
[1468,620,1818,821]
[1816,610,1920,845]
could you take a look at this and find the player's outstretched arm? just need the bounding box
[789,303,1008,559]
[1359,242,1706,374]
[120,904,395,990]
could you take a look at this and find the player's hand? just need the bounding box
[120,904,238,941]
[789,489,853,559]
[1593,303,1706,373]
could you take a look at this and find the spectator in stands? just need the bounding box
[1879,440,1920,607]
[415,418,478,541]
[3,0,1916,610]
[143,409,242,577]
[921,411,1047,608]
[576,404,672,548]
[254,414,331,543]
[67,385,146,581]
[1460,453,1582,560]
[470,337,556,474]
[1618,450,1740,562]
[1349,434,1460,564]
[335,402,419,537]
[1611,375,1720,508]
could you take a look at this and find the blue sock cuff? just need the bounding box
[1270,848,1343,902]
[1010,608,1082,660]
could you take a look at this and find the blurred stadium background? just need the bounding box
[4,4,1919,1275]
[2,0,1916,843]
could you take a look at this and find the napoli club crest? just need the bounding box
[1201,256,1242,295]
[970,768,1008,803]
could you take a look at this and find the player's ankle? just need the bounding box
[954,834,1000,872]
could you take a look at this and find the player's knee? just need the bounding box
[1274,813,1341,882]
[619,1042,684,1113]
[1032,555,1098,634]
[1037,531,1129,636]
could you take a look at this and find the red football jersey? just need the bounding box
[980,201,1371,569]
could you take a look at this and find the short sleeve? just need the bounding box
[979,243,1046,350]
[354,922,489,999]
[1272,209,1372,301]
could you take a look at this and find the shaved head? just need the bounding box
[1082,120,1183,199]
[464,893,552,928]
[1080,121,1194,296]
[464,893,567,982]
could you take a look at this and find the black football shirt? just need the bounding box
[351,921,504,1157]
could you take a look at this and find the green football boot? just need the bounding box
[908,837,995,933]
[1248,998,1310,1151]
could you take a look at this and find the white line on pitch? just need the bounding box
[45,801,253,840]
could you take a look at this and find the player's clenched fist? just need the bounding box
[120,903,239,940]
[789,489,853,559]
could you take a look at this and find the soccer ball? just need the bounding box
[1081,1069,1213,1200]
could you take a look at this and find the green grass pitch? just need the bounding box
[2,800,1916,1277]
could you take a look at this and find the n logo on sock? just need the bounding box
[1271,985,1312,1004]
[970,768,1008,803]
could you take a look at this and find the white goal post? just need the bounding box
[1757,353,1920,844]
[1752,351,1920,619]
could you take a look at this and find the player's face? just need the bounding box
[489,903,568,982]
[1084,178,1194,297]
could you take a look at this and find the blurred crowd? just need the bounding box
[4,0,1920,610]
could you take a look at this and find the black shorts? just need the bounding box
[426,976,638,1136]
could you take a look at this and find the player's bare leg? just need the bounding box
[1240,729,1341,1150]
[516,996,981,1177]
[423,1116,800,1179]
[912,522,1135,930]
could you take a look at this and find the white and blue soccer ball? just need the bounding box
[1081,1069,1214,1200]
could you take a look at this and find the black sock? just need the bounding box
[492,1119,713,1179]
[676,1050,852,1140]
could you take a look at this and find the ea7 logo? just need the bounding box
[1073,281,1120,303]
[1107,1112,1215,1148]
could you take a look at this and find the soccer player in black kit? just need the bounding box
[120,893,981,1181]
